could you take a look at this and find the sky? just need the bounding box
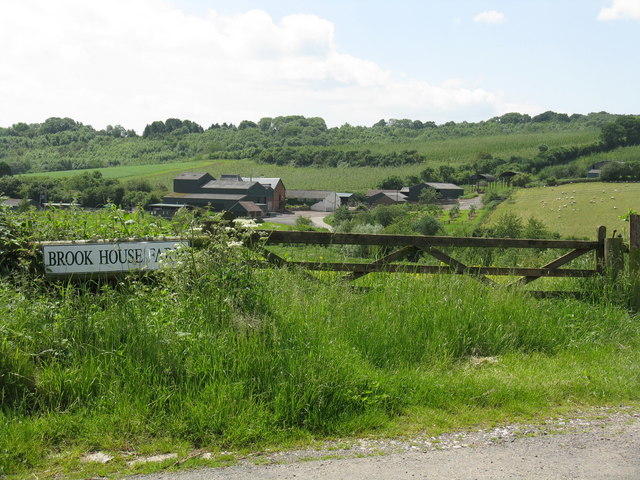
[1,0,639,133]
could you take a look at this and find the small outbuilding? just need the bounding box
[286,190,345,212]
[469,173,497,183]
[364,190,407,206]
[498,171,521,184]
[230,201,263,219]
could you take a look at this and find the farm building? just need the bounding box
[172,172,215,193]
[160,172,284,217]
[469,173,496,185]
[402,182,464,201]
[498,171,521,183]
[365,190,407,206]
[241,176,286,211]
[286,190,351,212]
[587,161,616,178]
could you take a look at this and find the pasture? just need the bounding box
[487,182,640,239]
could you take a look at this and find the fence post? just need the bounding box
[595,225,606,274]
[604,236,624,282]
[630,214,640,311]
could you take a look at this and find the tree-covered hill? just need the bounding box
[0,111,625,175]
[2,112,640,207]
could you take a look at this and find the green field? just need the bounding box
[487,182,640,239]
[20,159,225,181]
[335,130,598,159]
[20,159,429,193]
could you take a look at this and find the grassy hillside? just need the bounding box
[21,159,225,181]
[487,182,640,239]
[337,130,598,159]
[16,129,601,193]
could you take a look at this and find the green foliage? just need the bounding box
[411,215,444,235]
[0,203,36,275]
[0,162,11,177]
[487,212,524,238]
[143,118,204,138]
[294,215,314,230]
[0,171,165,208]
[377,175,405,190]
[600,160,640,181]
[418,187,440,204]
[332,205,353,224]
[0,112,614,181]
[510,173,532,187]
[601,115,640,148]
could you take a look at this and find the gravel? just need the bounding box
[129,406,640,480]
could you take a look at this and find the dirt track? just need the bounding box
[131,407,640,480]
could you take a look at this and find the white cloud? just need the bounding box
[0,0,506,131]
[473,10,507,24]
[598,0,640,20]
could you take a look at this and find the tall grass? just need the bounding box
[2,251,639,476]
[1,207,638,476]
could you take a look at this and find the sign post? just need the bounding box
[42,240,188,277]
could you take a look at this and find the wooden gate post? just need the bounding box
[604,237,624,283]
[630,214,640,311]
[596,225,606,274]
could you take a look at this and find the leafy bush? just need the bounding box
[412,215,444,236]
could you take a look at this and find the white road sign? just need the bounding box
[42,241,188,275]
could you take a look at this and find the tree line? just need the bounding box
[0,112,627,175]
[0,171,163,208]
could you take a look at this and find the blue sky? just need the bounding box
[0,0,638,132]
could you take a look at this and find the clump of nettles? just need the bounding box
[159,214,269,319]
[0,202,38,275]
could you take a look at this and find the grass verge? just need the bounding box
[1,256,639,478]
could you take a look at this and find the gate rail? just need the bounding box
[251,228,608,288]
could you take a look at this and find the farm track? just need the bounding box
[129,406,640,480]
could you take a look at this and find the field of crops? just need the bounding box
[336,129,598,159]
[487,182,640,239]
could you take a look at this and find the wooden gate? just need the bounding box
[251,227,609,291]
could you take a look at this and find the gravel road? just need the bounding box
[130,407,639,480]
[267,210,333,230]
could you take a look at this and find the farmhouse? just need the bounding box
[158,172,285,217]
